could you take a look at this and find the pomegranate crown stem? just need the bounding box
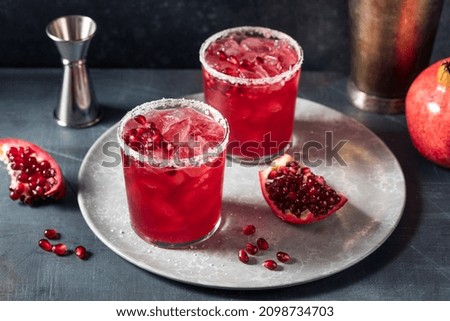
[437,60,450,88]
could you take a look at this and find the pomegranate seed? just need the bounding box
[257,237,269,250]
[238,249,249,264]
[44,229,59,240]
[133,115,147,125]
[268,170,278,179]
[223,67,237,76]
[276,251,291,263]
[17,173,29,182]
[263,260,278,270]
[227,55,238,65]
[217,50,227,60]
[38,160,51,172]
[74,246,87,260]
[242,224,256,235]
[53,243,67,256]
[239,59,254,70]
[9,183,25,200]
[42,168,56,178]
[246,243,258,255]
[38,239,53,252]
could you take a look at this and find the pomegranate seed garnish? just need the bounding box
[242,224,256,235]
[227,55,238,65]
[123,116,166,155]
[238,249,249,264]
[263,259,278,270]
[276,251,291,263]
[217,50,227,60]
[74,246,88,260]
[38,239,53,252]
[44,228,59,240]
[53,243,67,256]
[257,237,269,250]
[133,115,147,125]
[246,243,259,255]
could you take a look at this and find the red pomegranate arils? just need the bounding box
[263,259,278,270]
[242,224,256,235]
[74,245,88,260]
[257,237,269,250]
[38,239,53,252]
[44,228,59,240]
[238,249,249,264]
[246,243,259,255]
[276,251,291,263]
[133,115,147,125]
[53,243,67,256]
[0,138,66,205]
[123,117,165,155]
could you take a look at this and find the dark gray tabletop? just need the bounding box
[0,68,449,300]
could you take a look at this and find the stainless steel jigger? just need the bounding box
[46,15,101,128]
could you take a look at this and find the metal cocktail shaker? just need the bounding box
[347,0,443,113]
[46,15,101,127]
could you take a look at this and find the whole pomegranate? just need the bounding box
[405,59,450,168]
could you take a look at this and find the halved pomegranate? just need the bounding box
[0,138,66,204]
[259,154,347,224]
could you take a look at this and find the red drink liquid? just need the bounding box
[200,27,303,163]
[118,99,229,248]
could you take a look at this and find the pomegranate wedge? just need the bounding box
[259,154,347,224]
[0,138,66,204]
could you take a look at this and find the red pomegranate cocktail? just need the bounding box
[200,26,303,163]
[117,99,229,248]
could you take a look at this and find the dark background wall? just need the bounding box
[0,0,448,72]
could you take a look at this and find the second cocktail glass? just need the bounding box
[200,26,303,164]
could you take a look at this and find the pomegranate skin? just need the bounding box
[405,58,450,168]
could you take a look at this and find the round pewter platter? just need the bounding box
[78,96,406,289]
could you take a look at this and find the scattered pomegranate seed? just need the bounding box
[74,246,87,260]
[238,249,249,264]
[44,228,59,240]
[238,224,293,269]
[263,259,278,270]
[38,239,53,252]
[52,243,67,256]
[242,224,256,235]
[257,237,269,250]
[246,243,259,255]
[276,251,291,263]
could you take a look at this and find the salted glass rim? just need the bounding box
[199,26,304,86]
[117,98,230,168]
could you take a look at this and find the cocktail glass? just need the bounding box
[200,26,303,164]
[117,98,229,248]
